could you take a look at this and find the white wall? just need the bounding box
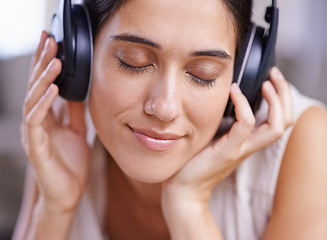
[277,0,327,104]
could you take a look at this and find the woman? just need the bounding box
[14,0,327,239]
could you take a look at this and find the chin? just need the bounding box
[124,168,177,184]
[110,149,187,184]
[119,159,181,184]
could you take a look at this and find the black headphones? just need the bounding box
[50,0,93,101]
[225,0,279,116]
[50,0,278,116]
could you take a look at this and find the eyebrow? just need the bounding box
[110,34,161,49]
[110,34,232,60]
[191,50,232,60]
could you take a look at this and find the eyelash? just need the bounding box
[187,73,216,88]
[118,59,216,88]
[118,59,152,74]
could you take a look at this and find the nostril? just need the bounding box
[144,101,156,116]
[144,97,182,122]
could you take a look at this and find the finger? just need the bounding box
[24,58,61,118]
[245,81,285,151]
[224,83,255,151]
[26,84,59,128]
[25,84,58,161]
[67,101,86,135]
[28,37,58,91]
[29,31,49,75]
[262,81,284,128]
[269,67,294,128]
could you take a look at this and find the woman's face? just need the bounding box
[89,0,236,183]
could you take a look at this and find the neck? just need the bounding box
[106,154,170,240]
[108,155,163,206]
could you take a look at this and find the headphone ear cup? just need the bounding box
[51,1,93,102]
[58,4,92,101]
[224,24,265,117]
[239,26,265,111]
[61,4,92,101]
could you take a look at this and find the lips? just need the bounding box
[129,126,184,151]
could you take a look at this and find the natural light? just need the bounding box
[0,0,47,60]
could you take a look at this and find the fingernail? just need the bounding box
[40,30,47,41]
[264,81,276,93]
[46,59,56,72]
[271,67,284,80]
[231,83,242,94]
[45,84,54,97]
[44,38,51,51]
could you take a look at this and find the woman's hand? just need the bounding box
[21,31,91,215]
[162,67,293,239]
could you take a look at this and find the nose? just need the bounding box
[144,72,182,122]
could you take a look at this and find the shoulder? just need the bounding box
[288,105,327,148]
[281,105,327,189]
[263,106,327,239]
[282,106,327,170]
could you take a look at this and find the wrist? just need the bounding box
[34,196,77,223]
[162,180,212,204]
[161,182,223,240]
[161,194,222,240]
[161,185,209,222]
[40,189,82,215]
[27,199,76,240]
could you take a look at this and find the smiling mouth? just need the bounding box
[128,126,184,152]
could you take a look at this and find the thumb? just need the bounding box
[67,101,86,134]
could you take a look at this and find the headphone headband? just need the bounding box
[63,0,74,75]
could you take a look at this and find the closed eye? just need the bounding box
[118,59,154,74]
[186,72,216,88]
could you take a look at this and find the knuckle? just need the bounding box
[285,118,294,129]
[227,152,240,163]
[23,96,32,117]
[272,125,284,140]
[27,76,36,90]
[241,114,256,129]
[25,114,35,128]
[224,146,242,163]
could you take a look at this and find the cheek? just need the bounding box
[89,58,129,138]
[187,82,231,141]
[89,54,141,119]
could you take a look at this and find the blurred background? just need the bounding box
[0,0,326,239]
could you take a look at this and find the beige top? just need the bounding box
[68,85,325,240]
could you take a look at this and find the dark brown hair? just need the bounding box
[85,0,126,37]
[222,0,252,51]
[85,0,252,51]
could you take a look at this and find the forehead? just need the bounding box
[99,0,236,56]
